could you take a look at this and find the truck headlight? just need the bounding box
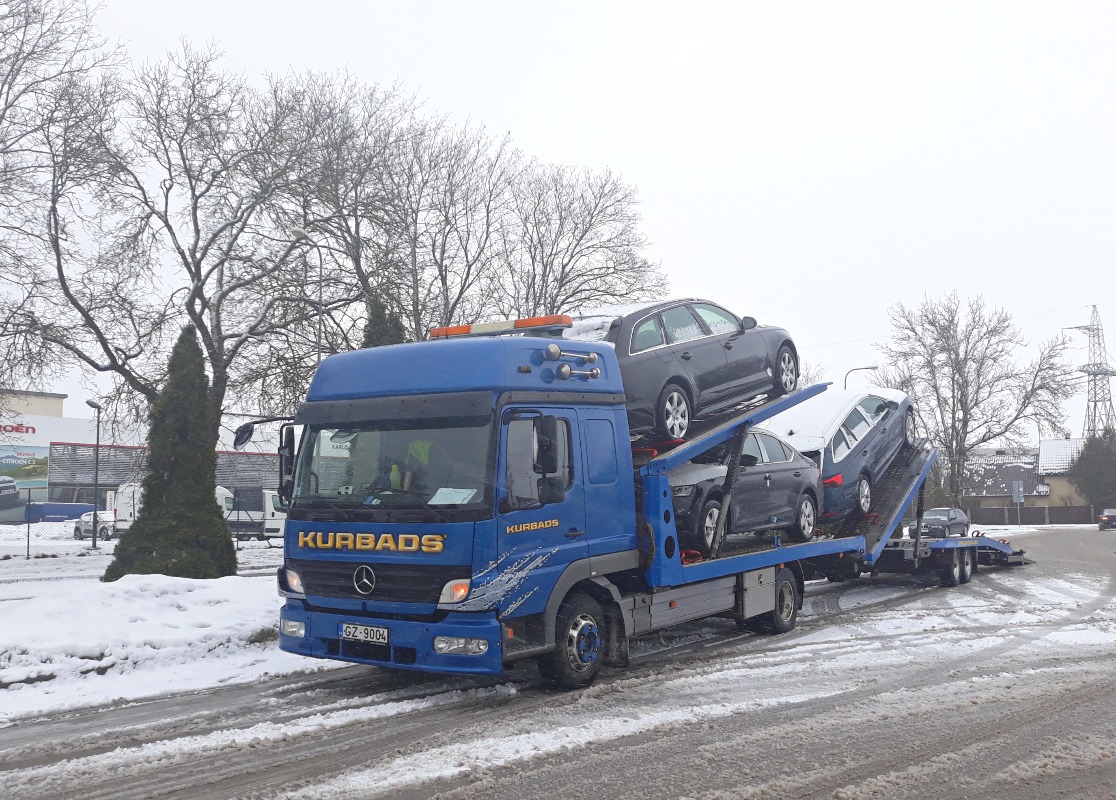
[433,636,488,655]
[438,579,471,604]
[283,568,305,594]
[672,484,695,497]
[280,619,305,638]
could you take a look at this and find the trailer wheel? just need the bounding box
[656,383,691,440]
[757,567,799,634]
[959,548,974,584]
[856,474,872,516]
[771,346,798,396]
[537,592,604,689]
[939,550,961,587]
[788,494,816,542]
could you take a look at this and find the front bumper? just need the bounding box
[279,602,505,676]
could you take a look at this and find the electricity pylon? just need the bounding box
[1070,305,1116,437]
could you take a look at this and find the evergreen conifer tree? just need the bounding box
[361,295,407,348]
[103,326,237,581]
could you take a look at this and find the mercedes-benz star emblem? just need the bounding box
[353,565,376,596]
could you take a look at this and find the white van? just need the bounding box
[223,487,287,542]
[105,482,237,536]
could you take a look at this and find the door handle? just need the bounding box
[680,351,692,360]
[723,342,733,350]
[861,450,869,456]
[763,473,772,482]
[565,529,585,539]
[793,471,801,477]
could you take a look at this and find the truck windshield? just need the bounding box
[291,415,494,521]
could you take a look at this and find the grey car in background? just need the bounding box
[920,507,970,537]
[563,299,799,440]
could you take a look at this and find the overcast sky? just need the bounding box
[65,1,1115,438]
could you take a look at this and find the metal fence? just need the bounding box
[968,505,1098,526]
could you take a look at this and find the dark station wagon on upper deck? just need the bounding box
[562,299,799,440]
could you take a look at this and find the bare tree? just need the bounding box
[878,293,1077,504]
[0,0,118,406]
[494,162,666,318]
[11,45,333,441]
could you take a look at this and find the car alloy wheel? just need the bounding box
[857,476,872,515]
[658,384,691,439]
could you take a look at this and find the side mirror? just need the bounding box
[534,415,560,475]
[233,423,254,450]
[740,453,759,468]
[278,424,296,503]
[887,400,900,411]
[740,316,757,332]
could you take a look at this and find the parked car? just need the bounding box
[1100,509,1116,530]
[73,510,114,540]
[920,507,970,537]
[668,428,821,557]
[0,475,19,508]
[563,299,798,439]
[757,388,917,522]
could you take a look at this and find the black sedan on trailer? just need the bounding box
[563,299,798,439]
[668,428,821,558]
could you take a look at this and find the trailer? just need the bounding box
[245,315,1025,688]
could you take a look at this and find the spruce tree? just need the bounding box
[361,295,407,348]
[1068,429,1116,509]
[104,326,237,581]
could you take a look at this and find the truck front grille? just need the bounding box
[287,558,468,604]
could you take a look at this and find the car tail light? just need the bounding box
[822,474,843,487]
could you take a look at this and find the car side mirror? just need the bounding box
[740,316,757,332]
[887,400,900,411]
[740,453,759,468]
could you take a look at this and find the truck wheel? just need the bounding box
[656,383,691,440]
[788,494,816,542]
[770,346,798,396]
[537,592,604,689]
[959,548,974,584]
[856,475,872,516]
[940,550,961,587]
[760,567,799,633]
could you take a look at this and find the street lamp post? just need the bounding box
[85,399,102,549]
[292,228,325,366]
[844,365,879,389]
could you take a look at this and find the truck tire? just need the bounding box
[770,346,798,397]
[656,383,691,440]
[788,494,816,542]
[537,592,604,689]
[958,548,974,584]
[856,474,872,516]
[757,566,799,634]
[940,550,961,587]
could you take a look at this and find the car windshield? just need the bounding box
[924,510,949,519]
[291,414,494,522]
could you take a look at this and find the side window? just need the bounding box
[505,416,573,508]
[842,408,871,440]
[690,303,739,335]
[741,433,765,464]
[660,305,705,344]
[857,396,888,422]
[831,429,851,462]
[271,495,284,511]
[756,432,791,463]
[631,316,665,353]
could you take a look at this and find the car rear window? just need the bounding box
[630,316,665,352]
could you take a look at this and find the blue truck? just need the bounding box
[246,316,1024,688]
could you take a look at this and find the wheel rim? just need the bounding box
[905,412,915,445]
[775,581,795,622]
[564,613,601,673]
[664,391,690,438]
[858,478,871,513]
[951,554,961,581]
[799,499,815,536]
[779,352,797,392]
[701,505,719,549]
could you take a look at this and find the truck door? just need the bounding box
[494,409,587,617]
